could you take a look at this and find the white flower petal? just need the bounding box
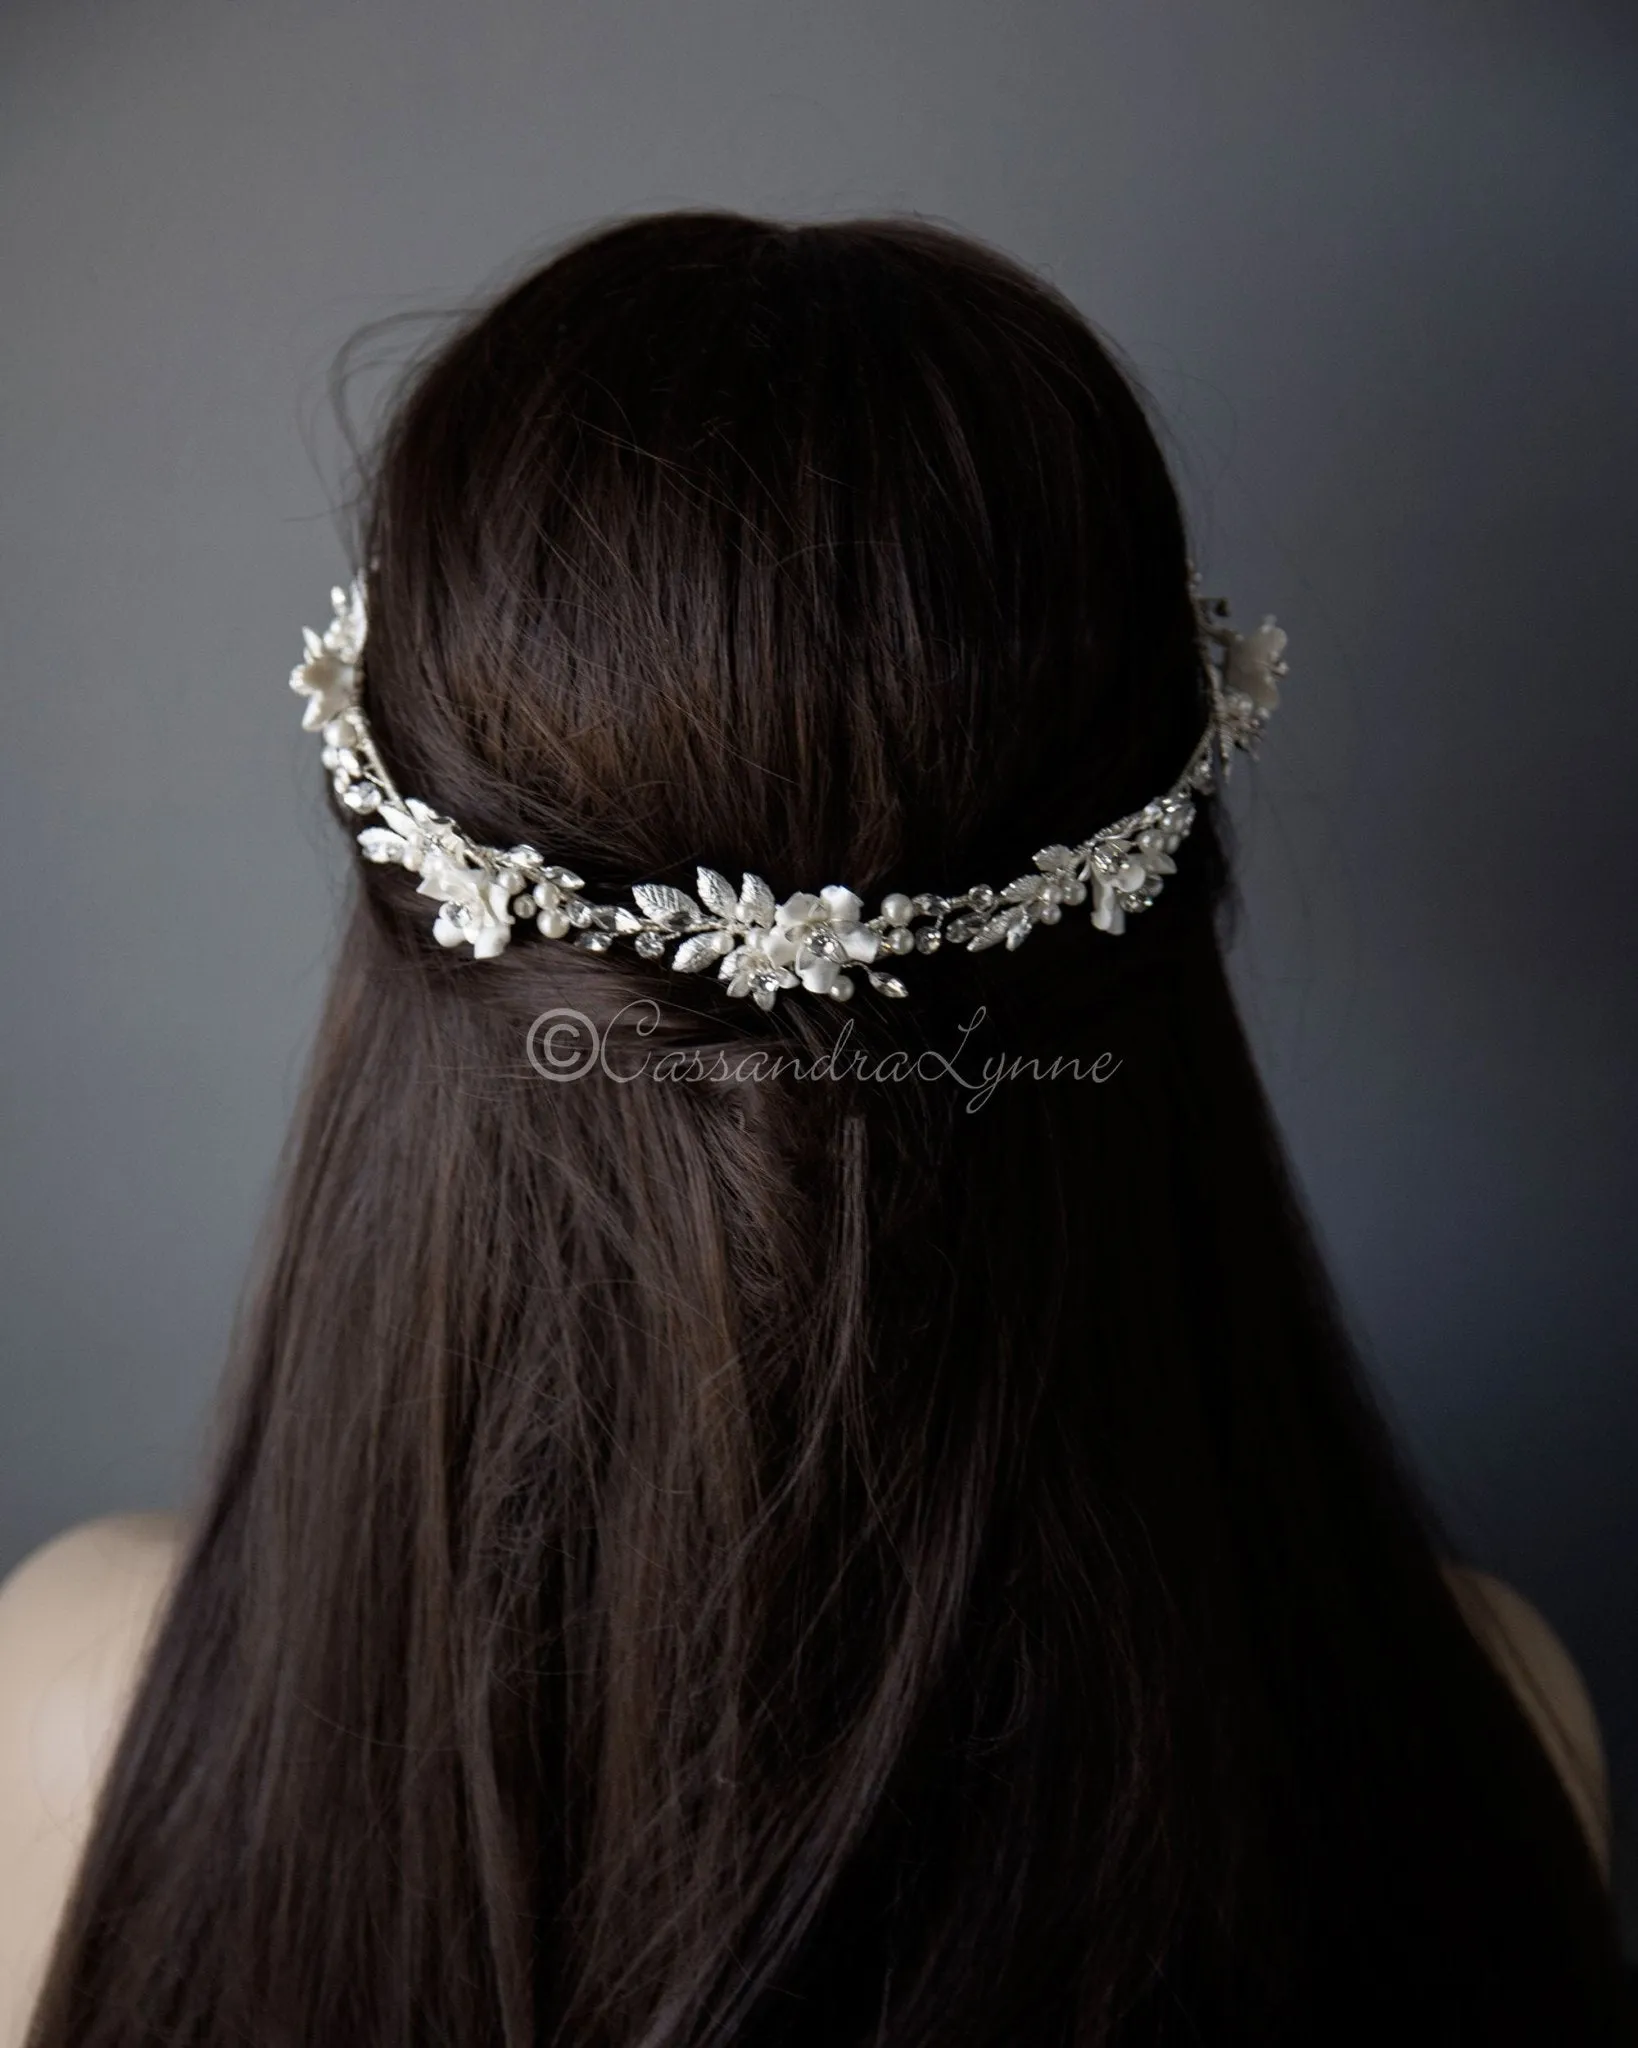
[357,827,410,864]
[1091,884,1125,935]
[799,956,841,994]
[775,891,822,930]
[1225,619,1287,710]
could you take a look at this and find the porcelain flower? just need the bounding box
[1224,617,1287,712]
[763,885,880,995]
[417,848,517,959]
[718,936,800,1009]
[289,580,368,731]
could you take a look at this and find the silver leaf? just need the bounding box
[695,866,739,918]
[632,882,703,926]
[674,930,734,973]
[737,874,776,926]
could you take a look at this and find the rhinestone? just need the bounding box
[911,894,949,916]
[568,902,597,929]
[868,971,910,998]
[634,932,666,959]
[574,930,613,952]
[342,783,381,813]
[945,912,985,943]
[914,928,942,953]
[507,844,542,867]
[966,883,996,911]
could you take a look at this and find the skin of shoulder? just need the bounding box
[0,1512,186,2048]
[1443,1562,1613,1878]
[0,1526,1611,2042]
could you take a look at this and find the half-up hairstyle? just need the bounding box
[26,211,1630,2047]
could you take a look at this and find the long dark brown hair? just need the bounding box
[28,211,1630,2046]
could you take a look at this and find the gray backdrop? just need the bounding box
[3,0,1634,1933]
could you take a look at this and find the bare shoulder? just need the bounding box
[1443,1562,1612,1877]
[0,1513,187,2047]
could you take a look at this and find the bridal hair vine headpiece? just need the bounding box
[291,576,1285,1010]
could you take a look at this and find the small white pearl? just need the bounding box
[881,892,914,926]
